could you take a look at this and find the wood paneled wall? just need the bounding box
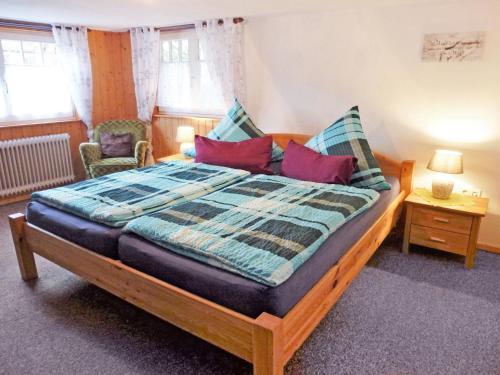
[152,115,220,158]
[88,30,137,125]
[0,120,88,181]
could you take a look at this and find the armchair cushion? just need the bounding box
[101,132,133,158]
[89,157,138,178]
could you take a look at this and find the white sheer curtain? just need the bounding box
[52,25,93,140]
[195,18,245,109]
[130,27,160,164]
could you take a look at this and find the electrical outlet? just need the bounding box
[462,189,483,197]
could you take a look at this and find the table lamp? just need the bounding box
[427,149,463,199]
[176,126,195,155]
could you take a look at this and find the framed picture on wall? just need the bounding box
[422,31,485,62]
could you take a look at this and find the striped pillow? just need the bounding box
[185,99,284,161]
[305,106,391,191]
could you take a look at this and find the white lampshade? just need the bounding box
[427,150,463,175]
[176,126,195,143]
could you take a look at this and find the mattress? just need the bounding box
[118,176,400,318]
[26,201,122,258]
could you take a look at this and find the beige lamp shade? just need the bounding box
[176,126,195,143]
[427,150,463,174]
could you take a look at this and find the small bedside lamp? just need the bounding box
[427,149,463,199]
[176,126,195,155]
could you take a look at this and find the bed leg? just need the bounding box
[9,213,38,281]
[253,313,284,375]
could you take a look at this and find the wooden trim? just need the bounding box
[0,117,80,129]
[478,242,500,254]
[9,213,38,281]
[154,113,222,121]
[0,192,31,207]
[8,138,414,374]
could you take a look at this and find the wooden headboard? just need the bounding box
[270,133,415,196]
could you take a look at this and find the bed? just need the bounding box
[9,133,414,375]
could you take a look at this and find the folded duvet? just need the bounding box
[124,174,380,286]
[32,162,249,227]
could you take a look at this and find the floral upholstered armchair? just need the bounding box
[80,120,149,178]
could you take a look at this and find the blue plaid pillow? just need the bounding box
[305,106,391,191]
[185,99,284,161]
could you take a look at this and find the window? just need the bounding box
[157,30,225,116]
[0,31,75,124]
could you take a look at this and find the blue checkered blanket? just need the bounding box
[124,174,379,286]
[32,162,250,227]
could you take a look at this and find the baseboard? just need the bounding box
[478,242,500,254]
[0,193,31,207]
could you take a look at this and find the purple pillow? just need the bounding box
[100,132,133,158]
[194,135,273,174]
[281,140,358,185]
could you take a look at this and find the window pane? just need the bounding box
[171,40,179,63]
[158,31,225,115]
[181,39,189,62]
[0,37,74,122]
[21,41,43,65]
[4,65,73,120]
[41,43,57,65]
[1,40,23,65]
[162,41,170,63]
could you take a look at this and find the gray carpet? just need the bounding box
[1,201,499,375]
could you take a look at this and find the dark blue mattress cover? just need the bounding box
[26,201,122,259]
[118,176,400,318]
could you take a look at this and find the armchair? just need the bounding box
[80,120,149,178]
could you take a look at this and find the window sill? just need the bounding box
[0,117,81,129]
[154,111,223,121]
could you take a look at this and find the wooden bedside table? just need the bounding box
[403,189,489,269]
[157,154,194,163]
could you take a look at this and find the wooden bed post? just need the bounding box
[253,313,285,375]
[400,160,415,197]
[8,213,38,281]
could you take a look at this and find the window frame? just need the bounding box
[157,29,225,118]
[0,29,78,126]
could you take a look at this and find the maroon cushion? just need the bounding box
[281,140,357,184]
[100,132,133,158]
[194,135,273,174]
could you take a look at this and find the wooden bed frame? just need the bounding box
[9,133,414,375]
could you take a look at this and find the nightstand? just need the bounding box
[157,154,194,163]
[403,189,489,269]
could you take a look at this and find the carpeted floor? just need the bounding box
[1,201,499,375]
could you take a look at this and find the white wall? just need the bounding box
[244,0,500,246]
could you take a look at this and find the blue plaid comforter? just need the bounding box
[32,162,249,227]
[124,174,380,286]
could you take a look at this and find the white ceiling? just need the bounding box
[0,0,457,30]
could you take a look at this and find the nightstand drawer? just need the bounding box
[410,224,469,255]
[412,207,472,234]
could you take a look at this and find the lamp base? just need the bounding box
[432,177,454,199]
[179,142,194,156]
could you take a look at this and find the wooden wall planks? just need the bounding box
[152,114,220,158]
[88,30,137,125]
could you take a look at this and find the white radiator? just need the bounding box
[0,133,75,197]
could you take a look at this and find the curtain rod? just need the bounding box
[157,17,244,32]
[0,17,245,33]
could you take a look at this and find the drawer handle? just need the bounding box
[433,217,449,223]
[430,236,446,244]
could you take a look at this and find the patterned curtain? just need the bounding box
[195,18,246,110]
[130,27,160,164]
[52,25,93,140]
